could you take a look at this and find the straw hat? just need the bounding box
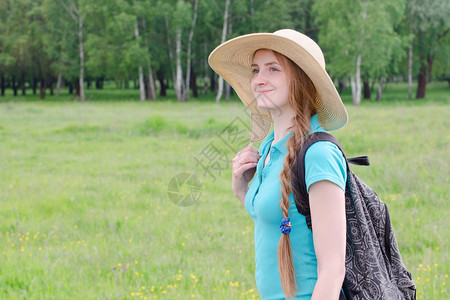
[208,29,348,143]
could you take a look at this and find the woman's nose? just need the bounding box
[252,71,268,85]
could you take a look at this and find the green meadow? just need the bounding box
[0,83,448,299]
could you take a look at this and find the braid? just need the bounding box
[273,51,318,299]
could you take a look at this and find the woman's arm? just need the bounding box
[309,180,346,300]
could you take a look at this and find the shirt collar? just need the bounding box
[275,131,293,155]
[310,114,322,132]
[260,130,292,156]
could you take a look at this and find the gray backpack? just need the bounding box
[291,132,416,299]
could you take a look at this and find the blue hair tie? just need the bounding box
[280,217,291,234]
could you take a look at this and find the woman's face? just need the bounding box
[250,49,291,113]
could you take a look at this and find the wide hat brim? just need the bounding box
[208,29,348,143]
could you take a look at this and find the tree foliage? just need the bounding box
[0,0,447,102]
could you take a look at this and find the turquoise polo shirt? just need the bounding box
[245,114,347,300]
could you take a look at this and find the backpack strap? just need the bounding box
[385,203,393,263]
[291,132,343,229]
[347,156,370,166]
[291,132,368,229]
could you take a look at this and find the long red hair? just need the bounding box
[270,50,318,299]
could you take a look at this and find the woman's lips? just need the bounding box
[256,89,273,95]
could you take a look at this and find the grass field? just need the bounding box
[0,82,448,299]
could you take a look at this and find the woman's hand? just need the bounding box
[232,144,261,206]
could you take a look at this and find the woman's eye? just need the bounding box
[251,68,259,74]
[270,67,279,72]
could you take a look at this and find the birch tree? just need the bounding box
[408,22,413,100]
[407,0,449,99]
[175,25,184,102]
[134,19,146,101]
[184,0,199,101]
[158,0,190,102]
[193,0,217,97]
[136,0,159,100]
[314,0,404,105]
[43,0,76,97]
[132,0,159,101]
[142,18,157,100]
[62,0,86,101]
[215,0,230,103]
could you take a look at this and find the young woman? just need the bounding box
[209,29,348,300]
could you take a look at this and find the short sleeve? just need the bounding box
[305,141,347,193]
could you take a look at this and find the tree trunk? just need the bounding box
[40,78,46,99]
[225,82,231,101]
[416,63,426,99]
[224,21,233,102]
[184,0,199,101]
[157,70,166,97]
[190,64,198,98]
[12,76,17,96]
[21,71,26,96]
[141,18,156,100]
[146,64,156,100]
[137,69,145,100]
[215,0,230,103]
[175,26,184,102]
[74,80,80,100]
[32,78,37,95]
[203,42,209,96]
[351,55,362,105]
[134,19,146,101]
[352,4,366,106]
[426,55,434,83]
[408,25,413,100]
[78,10,86,102]
[165,17,176,87]
[95,78,102,89]
[210,73,216,93]
[49,77,54,96]
[0,74,5,96]
[376,77,383,101]
[338,80,346,93]
[56,70,62,98]
[363,79,370,99]
[350,77,356,104]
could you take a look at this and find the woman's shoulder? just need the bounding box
[305,140,343,161]
[304,140,347,192]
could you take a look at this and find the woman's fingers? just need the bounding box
[232,145,261,185]
[236,144,260,157]
[233,150,260,179]
[237,154,259,165]
[232,161,257,185]
[231,145,260,201]
[234,146,260,164]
